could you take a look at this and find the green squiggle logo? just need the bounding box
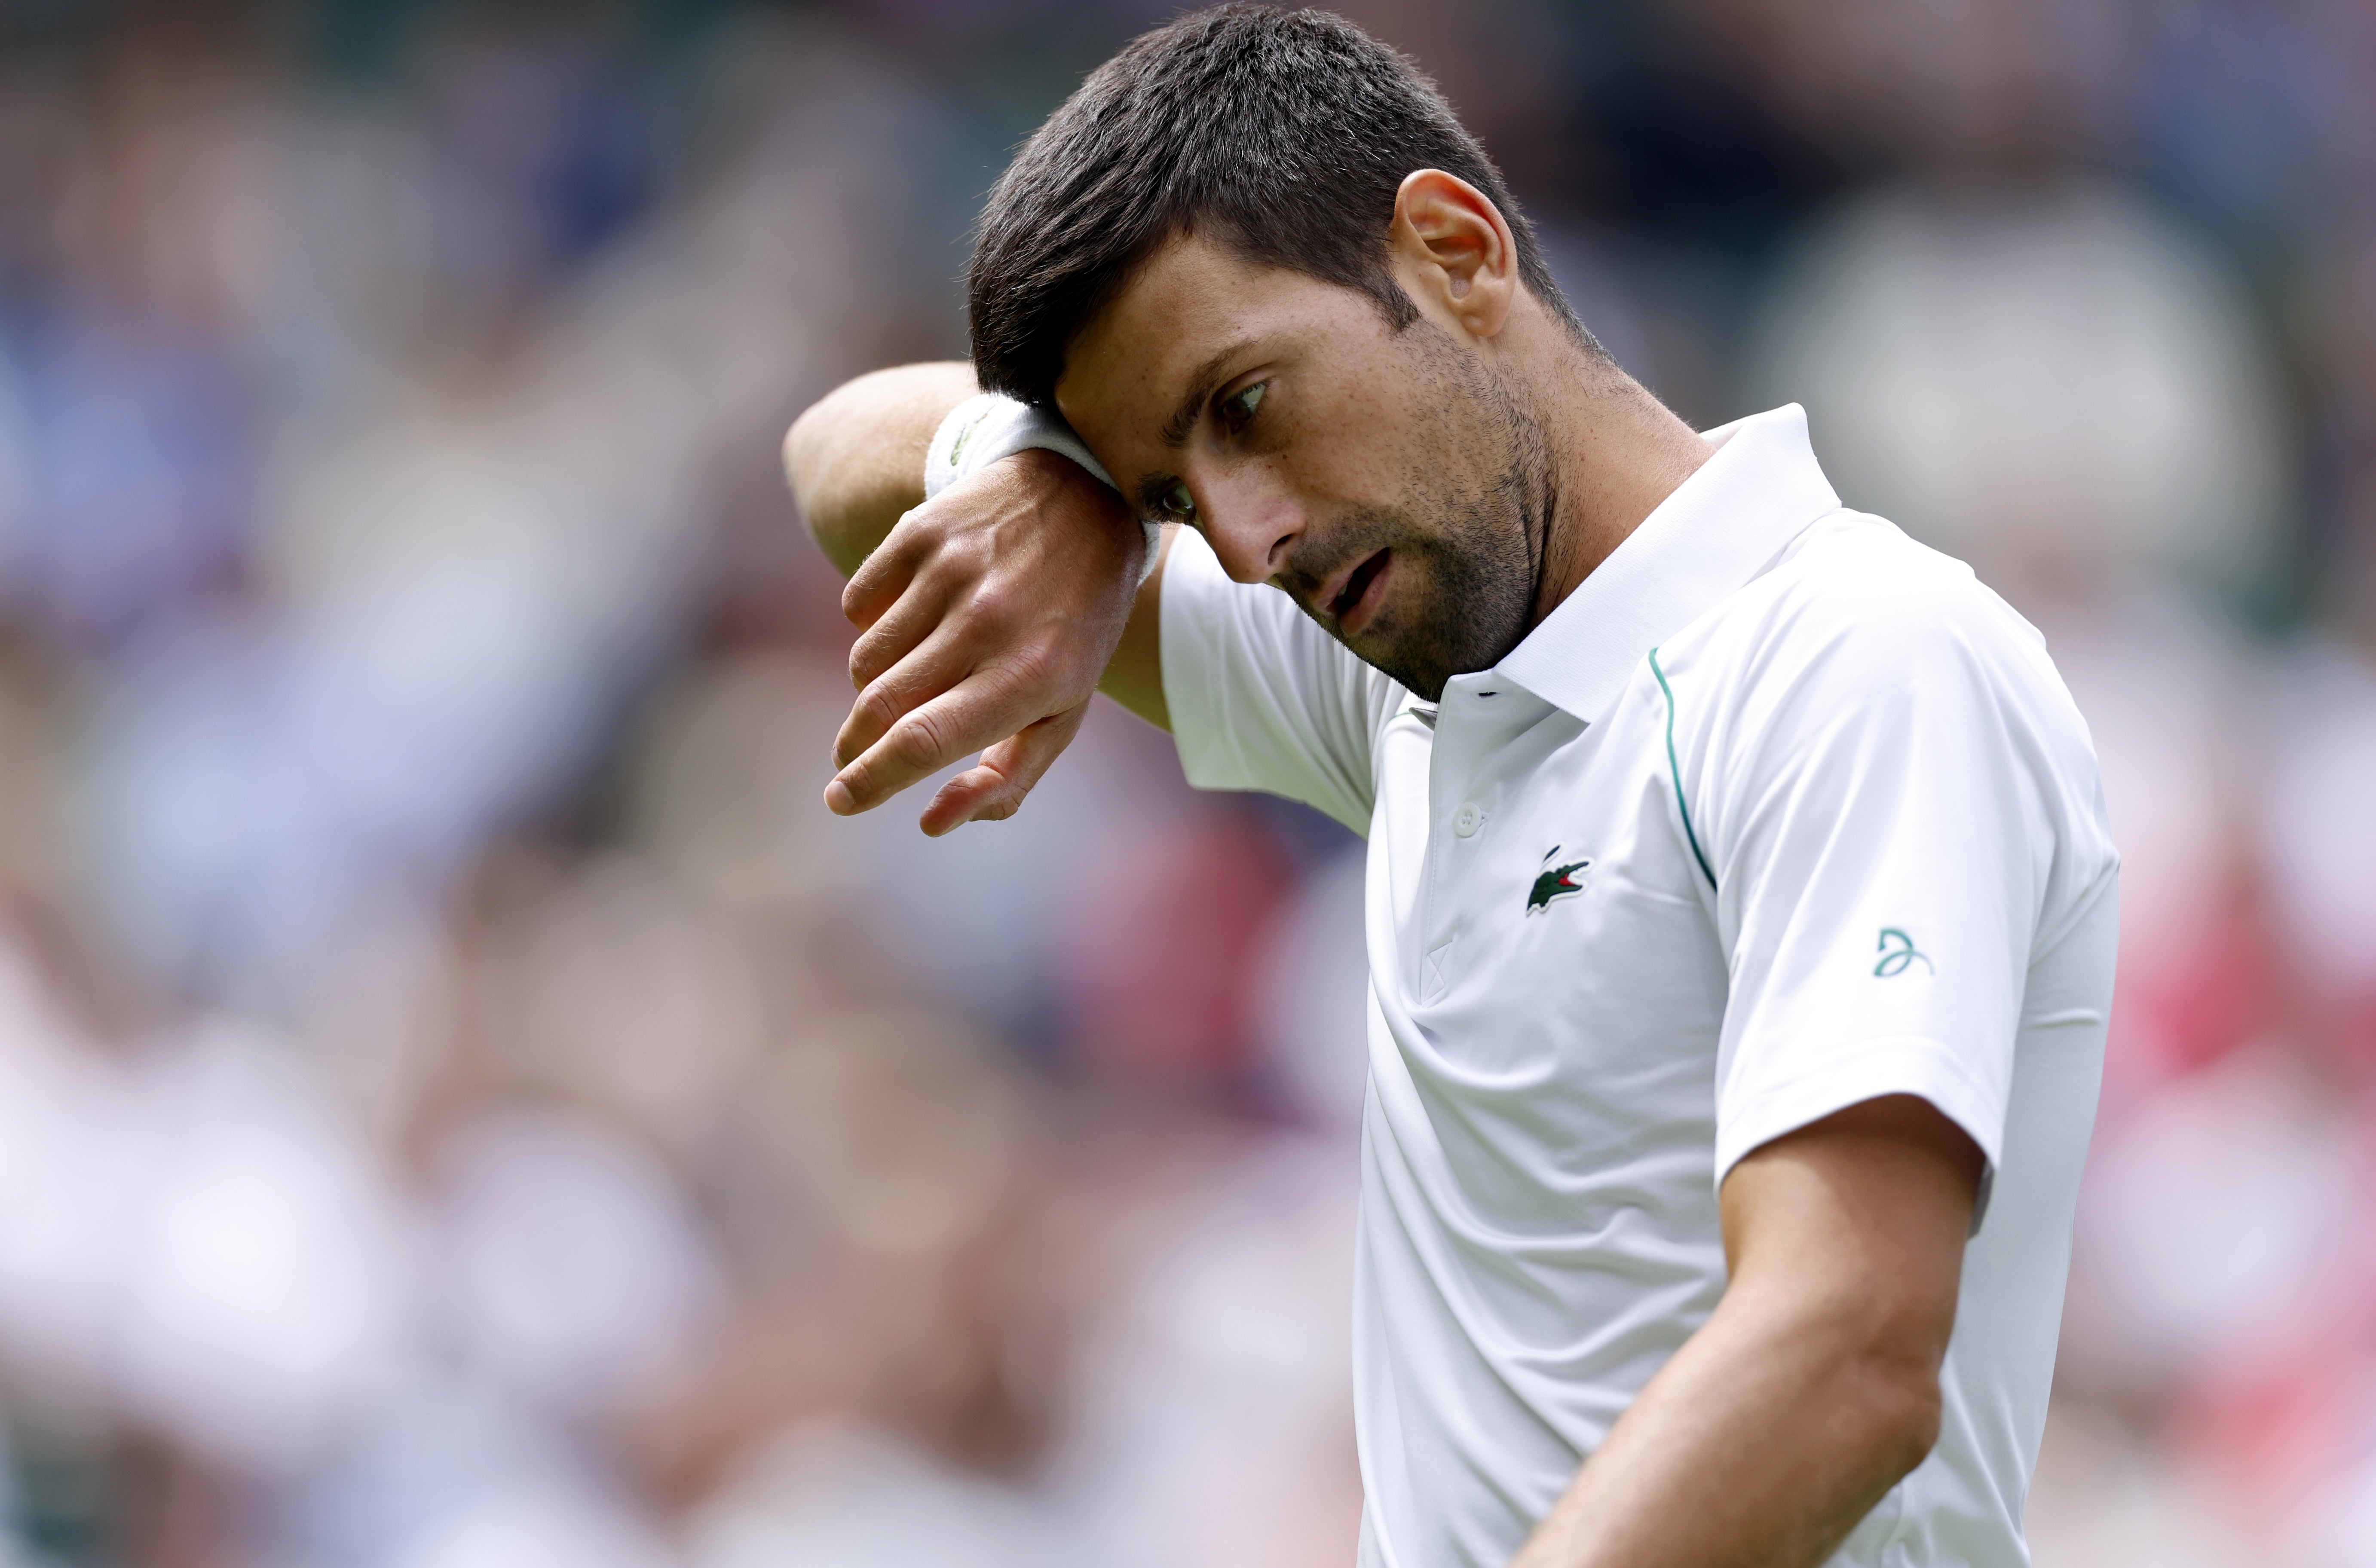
[1874,927,1933,978]
[947,410,991,468]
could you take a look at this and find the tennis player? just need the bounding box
[784,9,2118,1566]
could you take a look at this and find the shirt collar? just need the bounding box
[1485,403,1841,721]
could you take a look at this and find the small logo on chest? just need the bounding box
[1526,847,1591,914]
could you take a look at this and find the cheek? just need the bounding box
[1274,389,1425,513]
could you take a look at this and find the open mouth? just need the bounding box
[1330,548,1392,633]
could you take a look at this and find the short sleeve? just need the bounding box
[1695,576,2068,1229]
[1160,529,1399,835]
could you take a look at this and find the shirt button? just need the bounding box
[1453,803,1484,838]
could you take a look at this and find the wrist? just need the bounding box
[927,391,1160,586]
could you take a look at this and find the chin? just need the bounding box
[1324,573,1510,701]
[1349,629,1453,702]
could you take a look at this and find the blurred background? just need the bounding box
[0,0,2368,1563]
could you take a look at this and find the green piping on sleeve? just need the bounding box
[1649,647,1717,892]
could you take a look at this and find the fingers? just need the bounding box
[846,560,959,693]
[833,620,968,772]
[824,454,1139,826]
[915,701,1092,837]
[841,508,934,631]
[824,653,1050,816]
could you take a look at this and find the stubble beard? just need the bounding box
[1295,325,1555,703]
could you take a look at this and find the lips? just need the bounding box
[1328,548,1392,633]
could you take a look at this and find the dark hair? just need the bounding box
[968,5,1589,407]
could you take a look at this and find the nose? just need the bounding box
[1195,464,1304,586]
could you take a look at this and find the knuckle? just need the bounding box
[912,523,969,572]
[854,681,902,728]
[951,530,996,571]
[965,581,1016,627]
[1005,637,1061,692]
[893,709,948,770]
[851,623,909,679]
[970,661,1030,711]
[1013,634,1093,703]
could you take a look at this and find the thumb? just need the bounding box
[917,701,1093,836]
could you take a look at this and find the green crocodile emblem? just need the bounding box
[1527,847,1590,914]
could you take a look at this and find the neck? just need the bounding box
[1522,347,1712,630]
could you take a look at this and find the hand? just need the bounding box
[827,447,1143,835]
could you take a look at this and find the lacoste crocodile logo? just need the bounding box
[1527,847,1590,914]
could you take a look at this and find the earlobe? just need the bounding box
[1392,168,1515,339]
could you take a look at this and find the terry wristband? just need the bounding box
[925,391,1163,587]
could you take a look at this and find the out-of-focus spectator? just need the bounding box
[1743,180,2286,597]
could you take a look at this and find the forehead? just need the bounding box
[1054,232,1375,443]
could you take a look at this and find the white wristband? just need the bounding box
[925,392,1162,587]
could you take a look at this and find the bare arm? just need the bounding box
[782,363,1169,834]
[1510,1094,1983,1568]
[784,361,978,576]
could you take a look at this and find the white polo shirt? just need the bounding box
[1158,405,2119,1568]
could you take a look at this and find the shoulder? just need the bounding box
[1674,511,2061,718]
[1648,510,2111,824]
[1672,512,2116,879]
[1758,512,2037,662]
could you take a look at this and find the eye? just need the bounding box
[1150,478,1197,524]
[1221,380,1267,430]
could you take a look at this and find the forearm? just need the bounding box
[1513,1096,1975,1568]
[1510,1284,1938,1568]
[783,360,978,576]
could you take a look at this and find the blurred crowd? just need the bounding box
[0,1,2368,1565]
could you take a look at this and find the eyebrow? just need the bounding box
[1160,340,1257,449]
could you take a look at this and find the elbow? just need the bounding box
[1827,1293,1951,1485]
[783,395,869,578]
[1855,1348,1944,1480]
[782,400,832,535]
[1752,1265,1953,1488]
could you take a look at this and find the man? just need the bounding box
[783,9,2118,1566]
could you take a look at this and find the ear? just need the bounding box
[1391,168,1519,340]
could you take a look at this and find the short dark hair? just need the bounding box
[968,5,1588,407]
